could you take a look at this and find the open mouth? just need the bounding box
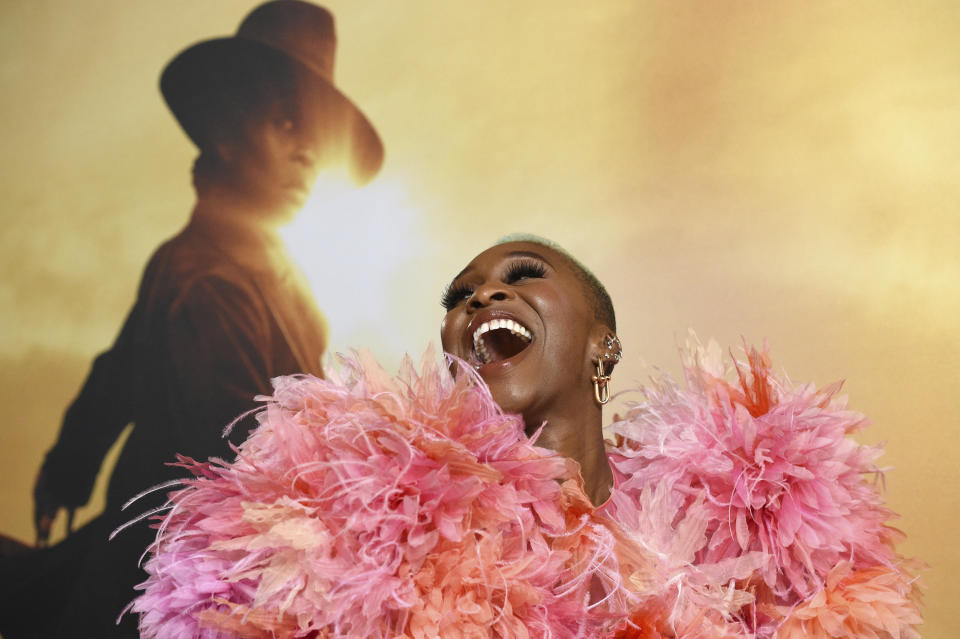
[471,319,533,366]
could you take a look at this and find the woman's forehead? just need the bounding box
[459,241,564,275]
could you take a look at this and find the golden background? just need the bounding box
[1,1,956,635]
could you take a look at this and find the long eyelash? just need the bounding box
[441,282,473,311]
[441,259,545,310]
[504,259,547,283]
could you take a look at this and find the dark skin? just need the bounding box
[198,95,329,228]
[440,242,618,506]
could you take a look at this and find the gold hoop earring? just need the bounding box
[592,360,611,405]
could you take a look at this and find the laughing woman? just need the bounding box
[438,239,620,508]
[132,238,923,639]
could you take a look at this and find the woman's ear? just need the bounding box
[588,324,622,375]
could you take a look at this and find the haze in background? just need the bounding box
[1,1,956,634]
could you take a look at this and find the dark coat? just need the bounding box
[0,210,327,637]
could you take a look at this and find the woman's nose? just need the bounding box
[469,283,510,309]
[293,147,317,168]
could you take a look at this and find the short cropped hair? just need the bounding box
[497,234,616,333]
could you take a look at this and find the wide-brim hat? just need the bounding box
[161,0,383,185]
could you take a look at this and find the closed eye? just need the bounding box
[504,258,547,283]
[441,282,473,311]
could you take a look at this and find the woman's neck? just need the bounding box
[530,407,613,507]
[188,197,292,275]
[194,181,295,228]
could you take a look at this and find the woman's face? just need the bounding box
[219,95,327,220]
[440,242,604,424]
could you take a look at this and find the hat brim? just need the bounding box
[161,37,383,185]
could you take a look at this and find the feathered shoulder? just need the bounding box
[605,336,924,638]
[132,349,649,638]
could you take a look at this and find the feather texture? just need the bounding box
[133,350,643,638]
[132,339,923,638]
[605,335,923,637]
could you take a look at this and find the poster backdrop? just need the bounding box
[1,1,957,635]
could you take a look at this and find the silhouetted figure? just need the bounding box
[0,2,382,636]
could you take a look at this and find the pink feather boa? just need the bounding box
[605,336,923,638]
[132,350,651,638]
[131,341,923,638]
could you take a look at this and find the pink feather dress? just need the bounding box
[131,342,922,638]
[603,338,924,638]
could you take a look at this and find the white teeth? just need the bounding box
[470,318,533,365]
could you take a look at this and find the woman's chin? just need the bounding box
[479,344,542,415]
[484,375,535,421]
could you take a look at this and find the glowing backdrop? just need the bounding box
[1,1,957,634]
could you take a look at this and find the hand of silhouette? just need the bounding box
[33,468,65,547]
